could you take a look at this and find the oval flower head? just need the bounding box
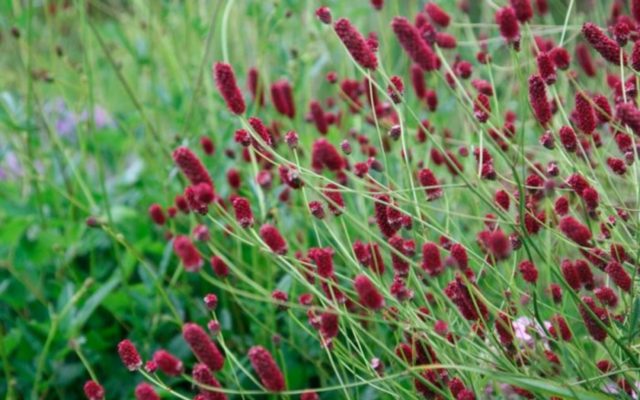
[259,224,288,255]
[231,196,254,228]
[581,22,626,65]
[315,6,332,24]
[148,204,166,225]
[353,274,385,310]
[83,381,105,400]
[322,183,345,216]
[152,349,183,376]
[528,74,551,126]
[248,345,286,392]
[391,16,437,71]
[495,6,520,47]
[334,18,378,70]
[192,363,227,400]
[134,383,160,400]
[425,2,450,27]
[213,62,246,115]
[559,216,592,247]
[183,323,225,372]
[173,235,203,272]
[579,296,609,342]
[173,147,213,186]
[518,260,538,284]
[117,339,142,371]
[418,168,443,201]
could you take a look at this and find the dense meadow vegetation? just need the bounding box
[2,0,640,398]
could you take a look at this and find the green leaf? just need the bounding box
[626,297,640,341]
[72,275,121,332]
[2,327,22,355]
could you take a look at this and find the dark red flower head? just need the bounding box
[259,224,288,255]
[309,247,335,278]
[213,62,246,115]
[173,147,213,186]
[353,240,371,266]
[595,286,618,308]
[548,314,572,341]
[574,259,594,290]
[334,18,378,70]
[474,93,491,123]
[418,168,443,201]
[148,204,166,226]
[248,345,286,392]
[582,22,626,65]
[528,74,551,126]
[411,64,426,99]
[320,310,340,343]
[373,194,400,238]
[388,236,410,275]
[387,75,405,104]
[566,172,589,196]
[371,0,384,10]
[200,136,215,155]
[449,243,469,270]
[495,7,520,47]
[444,276,488,321]
[495,312,514,345]
[559,216,592,247]
[548,283,562,304]
[518,260,538,283]
[311,139,344,172]
[270,80,295,119]
[184,183,215,215]
[309,201,325,219]
[536,52,556,84]
[576,43,596,77]
[134,383,160,400]
[247,67,264,107]
[605,261,632,292]
[315,7,332,24]
[425,3,451,27]
[152,350,183,376]
[117,339,142,371]
[183,323,225,372]
[301,391,320,400]
[607,157,627,175]
[231,196,254,228]
[391,17,437,71]
[574,92,596,134]
[210,255,230,277]
[323,183,345,215]
[509,0,533,22]
[248,116,274,146]
[354,274,385,310]
[192,364,226,400]
[579,296,609,342]
[616,102,640,136]
[632,40,640,71]
[174,235,203,272]
[83,381,105,400]
[592,94,611,123]
[495,190,510,210]
[558,126,577,152]
[550,47,570,70]
[309,100,328,134]
[422,242,443,276]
